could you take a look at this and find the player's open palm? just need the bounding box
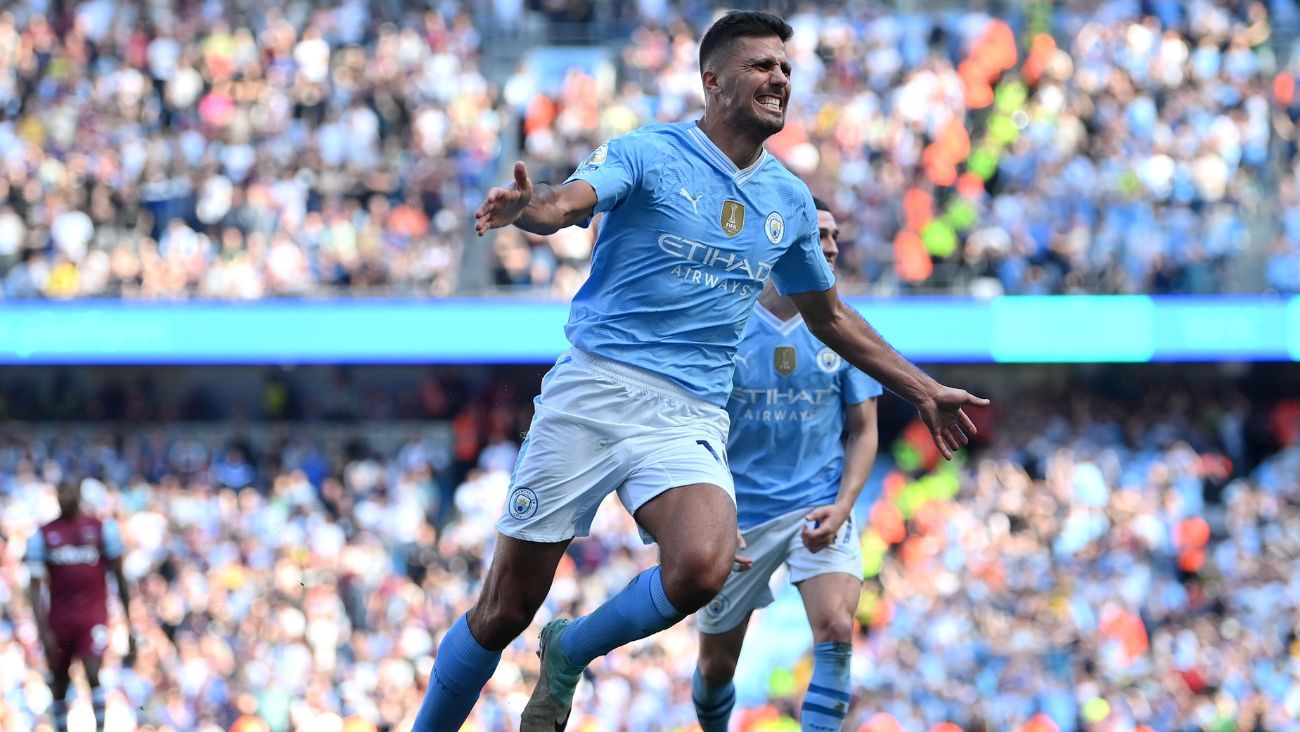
[918,385,989,461]
[474,161,534,236]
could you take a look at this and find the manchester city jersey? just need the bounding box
[563,121,835,407]
[726,305,883,530]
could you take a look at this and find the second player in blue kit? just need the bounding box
[415,11,987,730]
[694,198,880,732]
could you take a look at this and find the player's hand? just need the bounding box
[916,385,989,461]
[802,505,850,553]
[733,529,753,572]
[474,161,533,236]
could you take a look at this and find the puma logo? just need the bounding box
[678,188,704,215]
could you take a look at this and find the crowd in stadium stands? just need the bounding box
[512,0,1293,295]
[0,0,1296,297]
[0,0,500,299]
[1,374,1300,730]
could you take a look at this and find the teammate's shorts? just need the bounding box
[697,506,862,634]
[496,348,733,544]
[50,619,109,664]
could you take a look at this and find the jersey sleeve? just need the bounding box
[564,135,645,225]
[842,365,884,405]
[25,531,47,578]
[101,519,124,561]
[771,198,835,295]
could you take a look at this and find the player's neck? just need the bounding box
[758,287,799,322]
[697,115,765,170]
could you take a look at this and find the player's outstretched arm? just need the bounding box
[474,161,598,236]
[791,287,989,460]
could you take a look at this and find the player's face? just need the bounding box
[817,210,840,268]
[716,35,791,138]
[57,481,80,514]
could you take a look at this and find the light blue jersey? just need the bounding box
[726,305,882,530]
[563,121,835,407]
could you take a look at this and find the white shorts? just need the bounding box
[696,507,862,634]
[495,349,734,544]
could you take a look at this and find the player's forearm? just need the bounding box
[515,184,584,235]
[809,303,936,406]
[25,584,49,632]
[835,426,877,512]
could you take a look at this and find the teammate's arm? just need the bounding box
[474,162,598,236]
[802,397,878,553]
[789,286,988,460]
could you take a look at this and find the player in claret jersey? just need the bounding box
[26,478,136,732]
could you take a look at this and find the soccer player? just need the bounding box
[693,197,876,732]
[25,478,136,732]
[416,11,986,730]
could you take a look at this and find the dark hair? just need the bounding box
[811,196,831,213]
[698,10,793,73]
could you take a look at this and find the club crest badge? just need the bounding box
[721,199,745,237]
[816,347,842,373]
[774,346,797,377]
[509,487,539,519]
[765,212,784,244]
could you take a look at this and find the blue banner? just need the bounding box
[0,296,1293,364]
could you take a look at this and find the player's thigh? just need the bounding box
[696,513,801,635]
[632,482,735,566]
[619,420,735,550]
[797,572,863,639]
[789,515,864,640]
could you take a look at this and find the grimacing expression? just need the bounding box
[818,209,840,268]
[707,34,791,138]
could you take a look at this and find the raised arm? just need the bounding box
[474,162,598,237]
[790,286,989,459]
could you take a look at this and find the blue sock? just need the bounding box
[692,666,735,732]
[558,565,685,666]
[802,641,852,731]
[51,698,68,732]
[92,686,107,730]
[412,614,502,731]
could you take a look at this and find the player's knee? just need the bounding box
[812,615,855,644]
[697,651,738,684]
[663,550,731,611]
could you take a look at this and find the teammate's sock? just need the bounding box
[412,614,502,730]
[801,641,853,731]
[91,686,107,730]
[50,697,68,732]
[558,565,685,666]
[692,666,736,732]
